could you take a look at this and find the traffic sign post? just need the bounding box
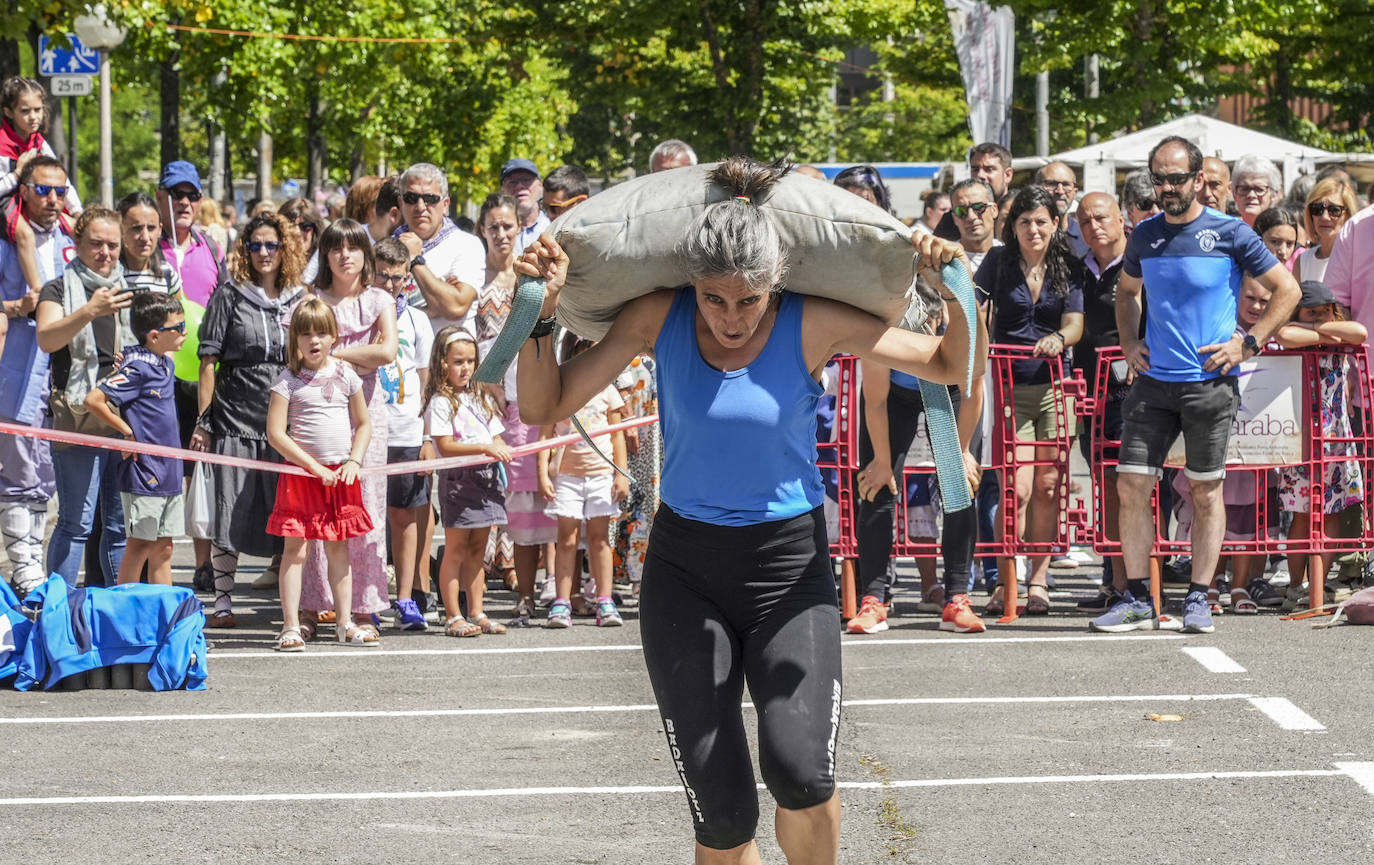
[38,34,99,77]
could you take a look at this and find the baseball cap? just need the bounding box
[1298,280,1335,308]
[160,160,203,192]
[500,158,540,181]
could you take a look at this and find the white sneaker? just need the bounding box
[537,577,557,607]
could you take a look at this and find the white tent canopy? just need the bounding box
[1010,113,1365,194]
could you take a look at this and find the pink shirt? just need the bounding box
[160,229,222,307]
[1325,205,1374,338]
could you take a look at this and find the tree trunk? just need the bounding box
[1271,48,1294,136]
[306,90,324,201]
[256,130,272,203]
[0,38,20,82]
[1133,0,1156,126]
[160,43,181,166]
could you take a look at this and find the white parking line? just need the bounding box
[1181,647,1247,673]
[1247,697,1326,731]
[0,767,1347,807]
[208,633,1184,659]
[1334,762,1374,797]
[0,693,1258,726]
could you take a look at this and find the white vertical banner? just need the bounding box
[944,1,1016,148]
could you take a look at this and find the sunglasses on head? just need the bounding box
[168,188,202,202]
[545,194,588,216]
[952,202,993,218]
[402,191,443,207]
[152,322,187,334]
[1308,202,1347,219]
[1149,171,1194,188]
[26,183,69,198]
[247,240,282,254]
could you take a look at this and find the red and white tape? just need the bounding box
[0,415,659,478]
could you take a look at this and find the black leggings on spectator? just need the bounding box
[639,504,842,850]
[856,380,977,602]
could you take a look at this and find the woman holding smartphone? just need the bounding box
[35,206,135,587]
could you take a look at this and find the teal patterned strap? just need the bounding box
[916,260,979,512]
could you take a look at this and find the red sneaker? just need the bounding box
[940,593,986,633]
[847,595,889,634]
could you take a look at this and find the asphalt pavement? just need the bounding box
[1,547,1371,865]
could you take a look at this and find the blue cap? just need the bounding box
[160,160,202,192]
[500,158,540,181]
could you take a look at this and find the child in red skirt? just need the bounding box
[424,326,512,637]
[265,297,376,650]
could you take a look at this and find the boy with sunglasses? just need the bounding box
[84,292,188,587]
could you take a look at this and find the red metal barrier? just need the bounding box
[1088,345,1374,614]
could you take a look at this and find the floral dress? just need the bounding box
[1278,353,1363,514]
[613,354,661,585]
[301,286,392,615]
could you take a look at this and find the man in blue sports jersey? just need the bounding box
[1092,135,1299,635]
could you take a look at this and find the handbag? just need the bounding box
[48,390,119,444]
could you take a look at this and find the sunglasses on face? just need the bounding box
[247,241,282,254]
[1308,203,1348,219]
[152,322,187,334]
[375,273,410,286]
[1149,171,1194,188]
[168,188,202,202]
[296,222,316,234]
[952,202,993,219]
[402,191,443,207]
[26,183,68,198]
[1135,199,1159,211]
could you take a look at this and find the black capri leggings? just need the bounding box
[639,504,843,850]
[856,380,978,601]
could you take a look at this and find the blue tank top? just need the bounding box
[654,288,825,526]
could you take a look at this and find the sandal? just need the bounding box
[274,626,306,653]
[444,615,482,638]
[337,622,380,647]
[317,610,337,624]
[204,609,237,628]
[984,595,1005,617]
[1230,587,1258,615]
[297,610,318,642]
[1025,585,1051,616]
[473,613,507,635]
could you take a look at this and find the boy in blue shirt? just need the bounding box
[85,292,187,586]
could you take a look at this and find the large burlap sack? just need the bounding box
[549,163,927,340]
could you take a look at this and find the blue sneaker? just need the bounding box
[1089,592,1157,632]
[595,598,623,627]
[394,597,428,631]
[1182,590,1216,634]
[547,600,573,629]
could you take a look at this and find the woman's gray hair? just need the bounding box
[1231,154,1282,193]
[677,157,791,292]
[1121,169,1155,211]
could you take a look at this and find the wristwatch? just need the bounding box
[1242,333,1263,356]
[528,315,558,339]
[409,254,427,270]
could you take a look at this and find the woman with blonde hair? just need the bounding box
[195,197,229,250]
[1294,177,1359,284]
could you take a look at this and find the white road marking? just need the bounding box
[208,633,1184,659]
[0,693,1257,726]
[1247,696,1326,731]
[0,768,1346,807]
[1333,762,1374,797]
[1181,647,1247,673]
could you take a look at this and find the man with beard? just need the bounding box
[949,178,999,268]
[935,143,1014,241]
[1094,136,1298,636]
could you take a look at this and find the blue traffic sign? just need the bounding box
[38,35,99,77]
